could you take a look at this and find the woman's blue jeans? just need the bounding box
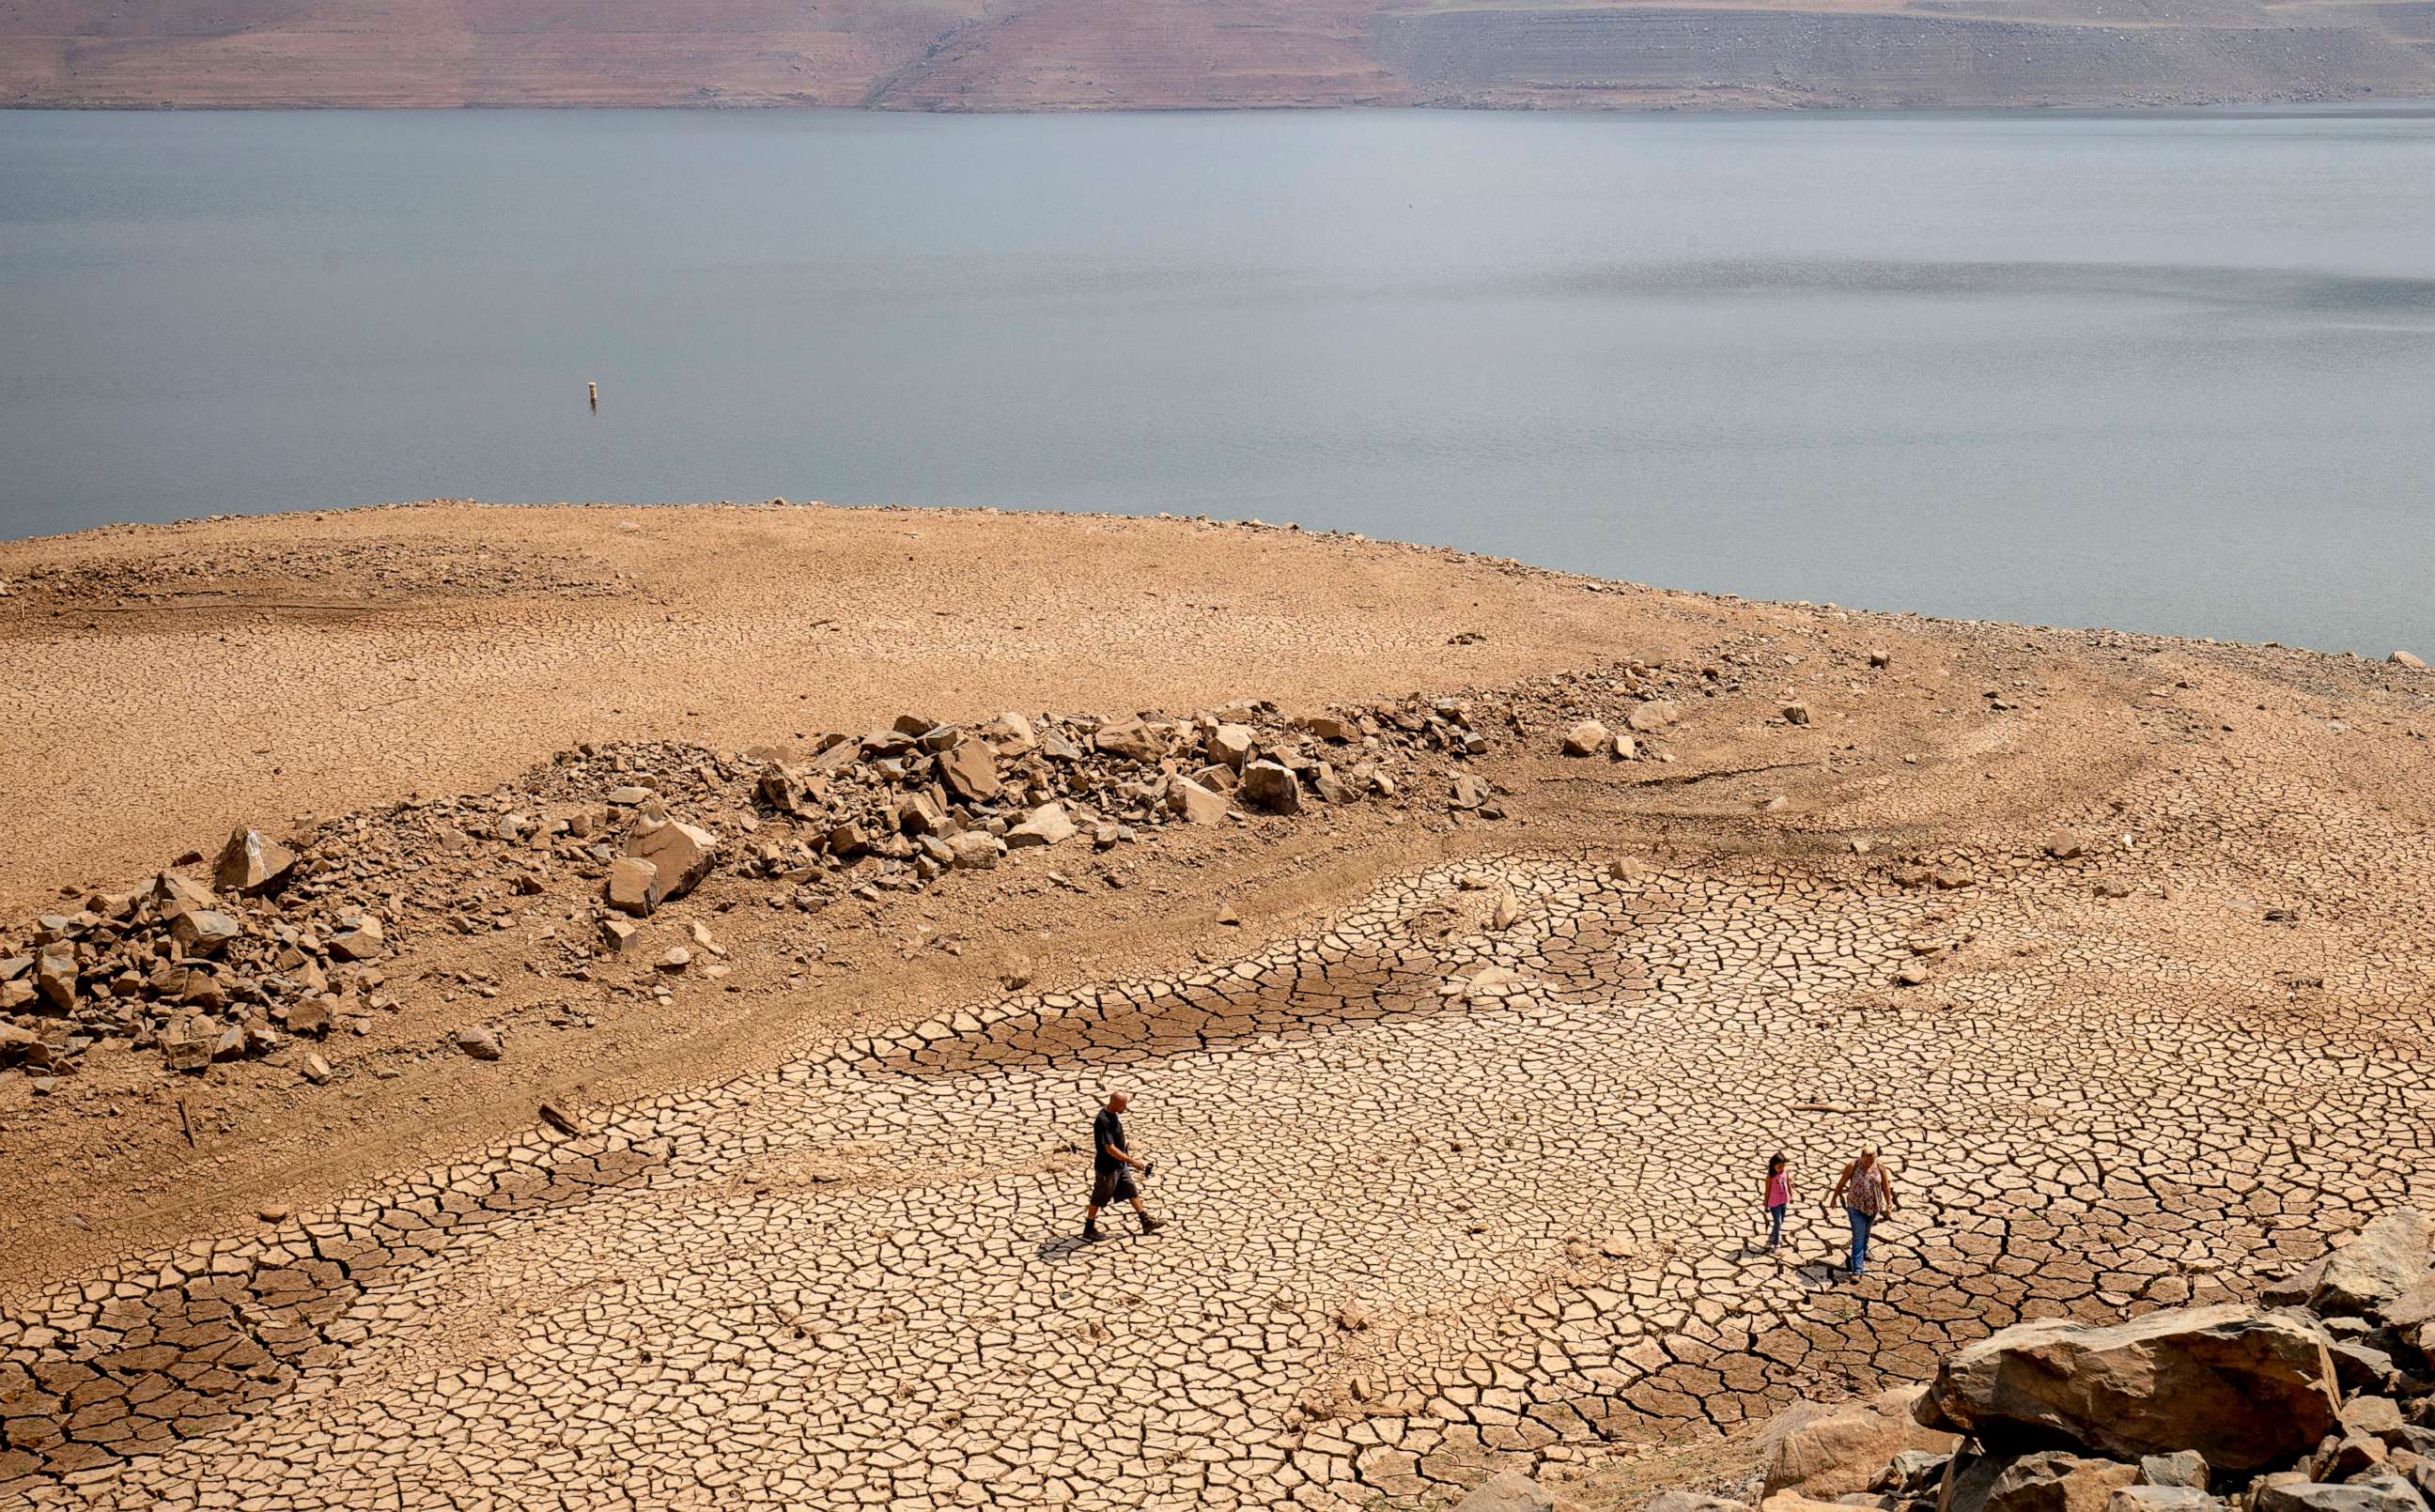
[1846,1208,1875,1274]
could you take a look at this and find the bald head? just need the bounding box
[1106,1092,1129,1113]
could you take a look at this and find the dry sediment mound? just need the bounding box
[0,664,1701,1090]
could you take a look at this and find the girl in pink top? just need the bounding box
[1763,1153,1792,1253]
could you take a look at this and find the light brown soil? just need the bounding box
[0,501,1676,920]
[3,502,2432,1509]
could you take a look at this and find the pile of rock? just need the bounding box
[0,827,388,1085]
[1658,1209,2435,1512]
[718,702,1439,906]
[0,689,1551,1084]
[1,662,1727,1087]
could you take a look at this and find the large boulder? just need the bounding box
[2104,1490,2220,1512]
[213,827,297,896]
[2311,1211,2435,1323]
[1915,1304,2338,1471]
[1982,1452,2139,1512]
[624,818,717,905]
[1763,1386,1957,1499]
[2254,1476,2427,1512]
[2138,1453,2210,1489]
[1455,1473,1553,1512]
[1647,1497,1752,1512]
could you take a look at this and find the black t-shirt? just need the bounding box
[1093,1108,1125,1174]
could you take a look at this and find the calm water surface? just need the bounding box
[4,109,2433,649]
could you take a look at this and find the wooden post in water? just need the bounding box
[588,381,598,411]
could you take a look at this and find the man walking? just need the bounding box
[1083,1091,1164,1242]
[1824,1145,1897,1279]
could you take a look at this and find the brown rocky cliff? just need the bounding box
[4,0,2430,108]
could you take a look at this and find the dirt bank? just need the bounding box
[3,502,2432,1509]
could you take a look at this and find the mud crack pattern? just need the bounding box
[7,808,2433,1508]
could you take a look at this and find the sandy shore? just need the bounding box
[2,501,2431,1509]
[0,501,1694,918]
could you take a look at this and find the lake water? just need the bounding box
[4,108,2433,651]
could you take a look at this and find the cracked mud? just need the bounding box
[8,771,2427,1510]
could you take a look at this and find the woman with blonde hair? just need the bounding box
[1824,1145,1896,1279]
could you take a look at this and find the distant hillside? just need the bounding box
[4,0,2431,108]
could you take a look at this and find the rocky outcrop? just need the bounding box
[1638,1208,2435,1512]
[2,671,1729,1092]
[1761,1386,1955,1499]
[1915,1304,2341,1469]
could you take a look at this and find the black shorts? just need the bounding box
[1091,1166,1138,1206]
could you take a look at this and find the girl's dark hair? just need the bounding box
[1767,1151,1788,1172]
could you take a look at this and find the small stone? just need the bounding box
[300,1052,333,1085]
[936,736,1002,803]
[624,818,717,905]
[1561,720,1611,757]
[282,995,333,1037]
[1453,1471,1555,1512]
[162,1030,212,1074]
[1169,778,1231,825]
[1006,802,1078,849]
[2390,651,2426,671]
[947,831,1004,871]
[33,943,76,1011]
[213,827,297,896]
[1206,725,1257,771]
[1094,719,1169,763]
[658,947,692,973]
[605,856,661,917]
[329,914,385,962]
[168,909,241,957]
[452,1026,502,1060]
[1239,761,1303,815]
[1782,701,1812,725]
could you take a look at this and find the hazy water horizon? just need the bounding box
[4,108,2433,652]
